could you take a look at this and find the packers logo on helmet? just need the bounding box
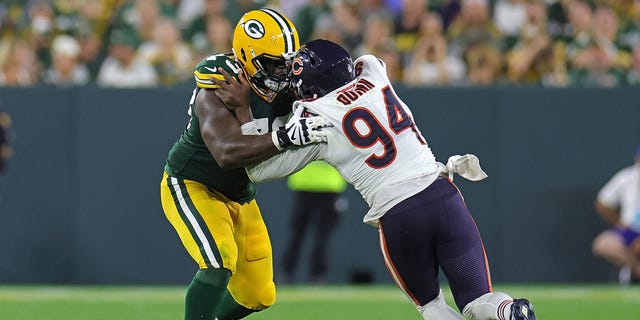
[232,8,300,102]
[243,20,265,39]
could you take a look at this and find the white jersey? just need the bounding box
[597,164,640,230]
[247,55,441,225]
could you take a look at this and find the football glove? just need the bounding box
[271,107,332,150]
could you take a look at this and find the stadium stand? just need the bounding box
[0,0,638,87]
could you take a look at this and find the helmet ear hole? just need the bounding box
[308,52,317,66]
[240,48,247,62]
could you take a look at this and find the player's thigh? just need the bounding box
[437,180,491,310]
[592,230,626,257]
[379,196,441,306]
[161,173,237,271]
[227,200,275,309]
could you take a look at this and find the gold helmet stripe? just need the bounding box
[260,8,295,56]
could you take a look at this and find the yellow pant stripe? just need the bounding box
[164,175,222,268]
[161,172,276,308]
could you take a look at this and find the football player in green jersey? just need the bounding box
[160,9,328,320]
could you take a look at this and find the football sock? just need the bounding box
[217,292,257,320]
[462,292,512,320]
[185,268,231,320]
[417,290,465,320]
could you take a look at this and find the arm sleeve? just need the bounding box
[246,143,327,183]
[354,54,389,80]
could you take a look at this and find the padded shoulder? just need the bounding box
[193,53,242,89]
[353,54,388,81]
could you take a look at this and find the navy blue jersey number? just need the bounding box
[343,107,397,168]
[342,86,425,168]
[382,86,426,144]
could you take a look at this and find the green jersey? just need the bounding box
[164,53,291,203]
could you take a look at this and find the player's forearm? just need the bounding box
[247,145,321,183]
[208,134,280,169]
[233,104,253,125]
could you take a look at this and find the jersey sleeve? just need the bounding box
[193,53,242,89]
[246,143,327,183]
[354,54,388,80]
[597,168,629,207]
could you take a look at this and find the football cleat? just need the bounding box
[510,299,536,320]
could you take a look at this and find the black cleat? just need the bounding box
[511,299,536,320]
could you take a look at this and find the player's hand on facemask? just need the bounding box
[271,107,332,150]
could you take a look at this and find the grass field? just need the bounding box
[0,284,638,319]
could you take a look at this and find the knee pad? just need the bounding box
[263,281,276,306]
[254,280,276,310]
[229,279,276,310]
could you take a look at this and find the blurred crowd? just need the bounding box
[1,0,640,88]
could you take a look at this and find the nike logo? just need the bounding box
[204,66,219,73]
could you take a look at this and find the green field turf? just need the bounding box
[0,284,638,320]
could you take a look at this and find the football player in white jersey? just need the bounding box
[242,39,536,320]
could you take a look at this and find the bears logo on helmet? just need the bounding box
[291,57,304,76]
[290,39,356,99]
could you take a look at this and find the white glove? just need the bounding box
[271,107,332,150]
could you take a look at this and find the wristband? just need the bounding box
[271,131,284,151]
[240,121,259,135]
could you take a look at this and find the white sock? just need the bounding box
[462,292,513,320]
[417,290,465,320]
